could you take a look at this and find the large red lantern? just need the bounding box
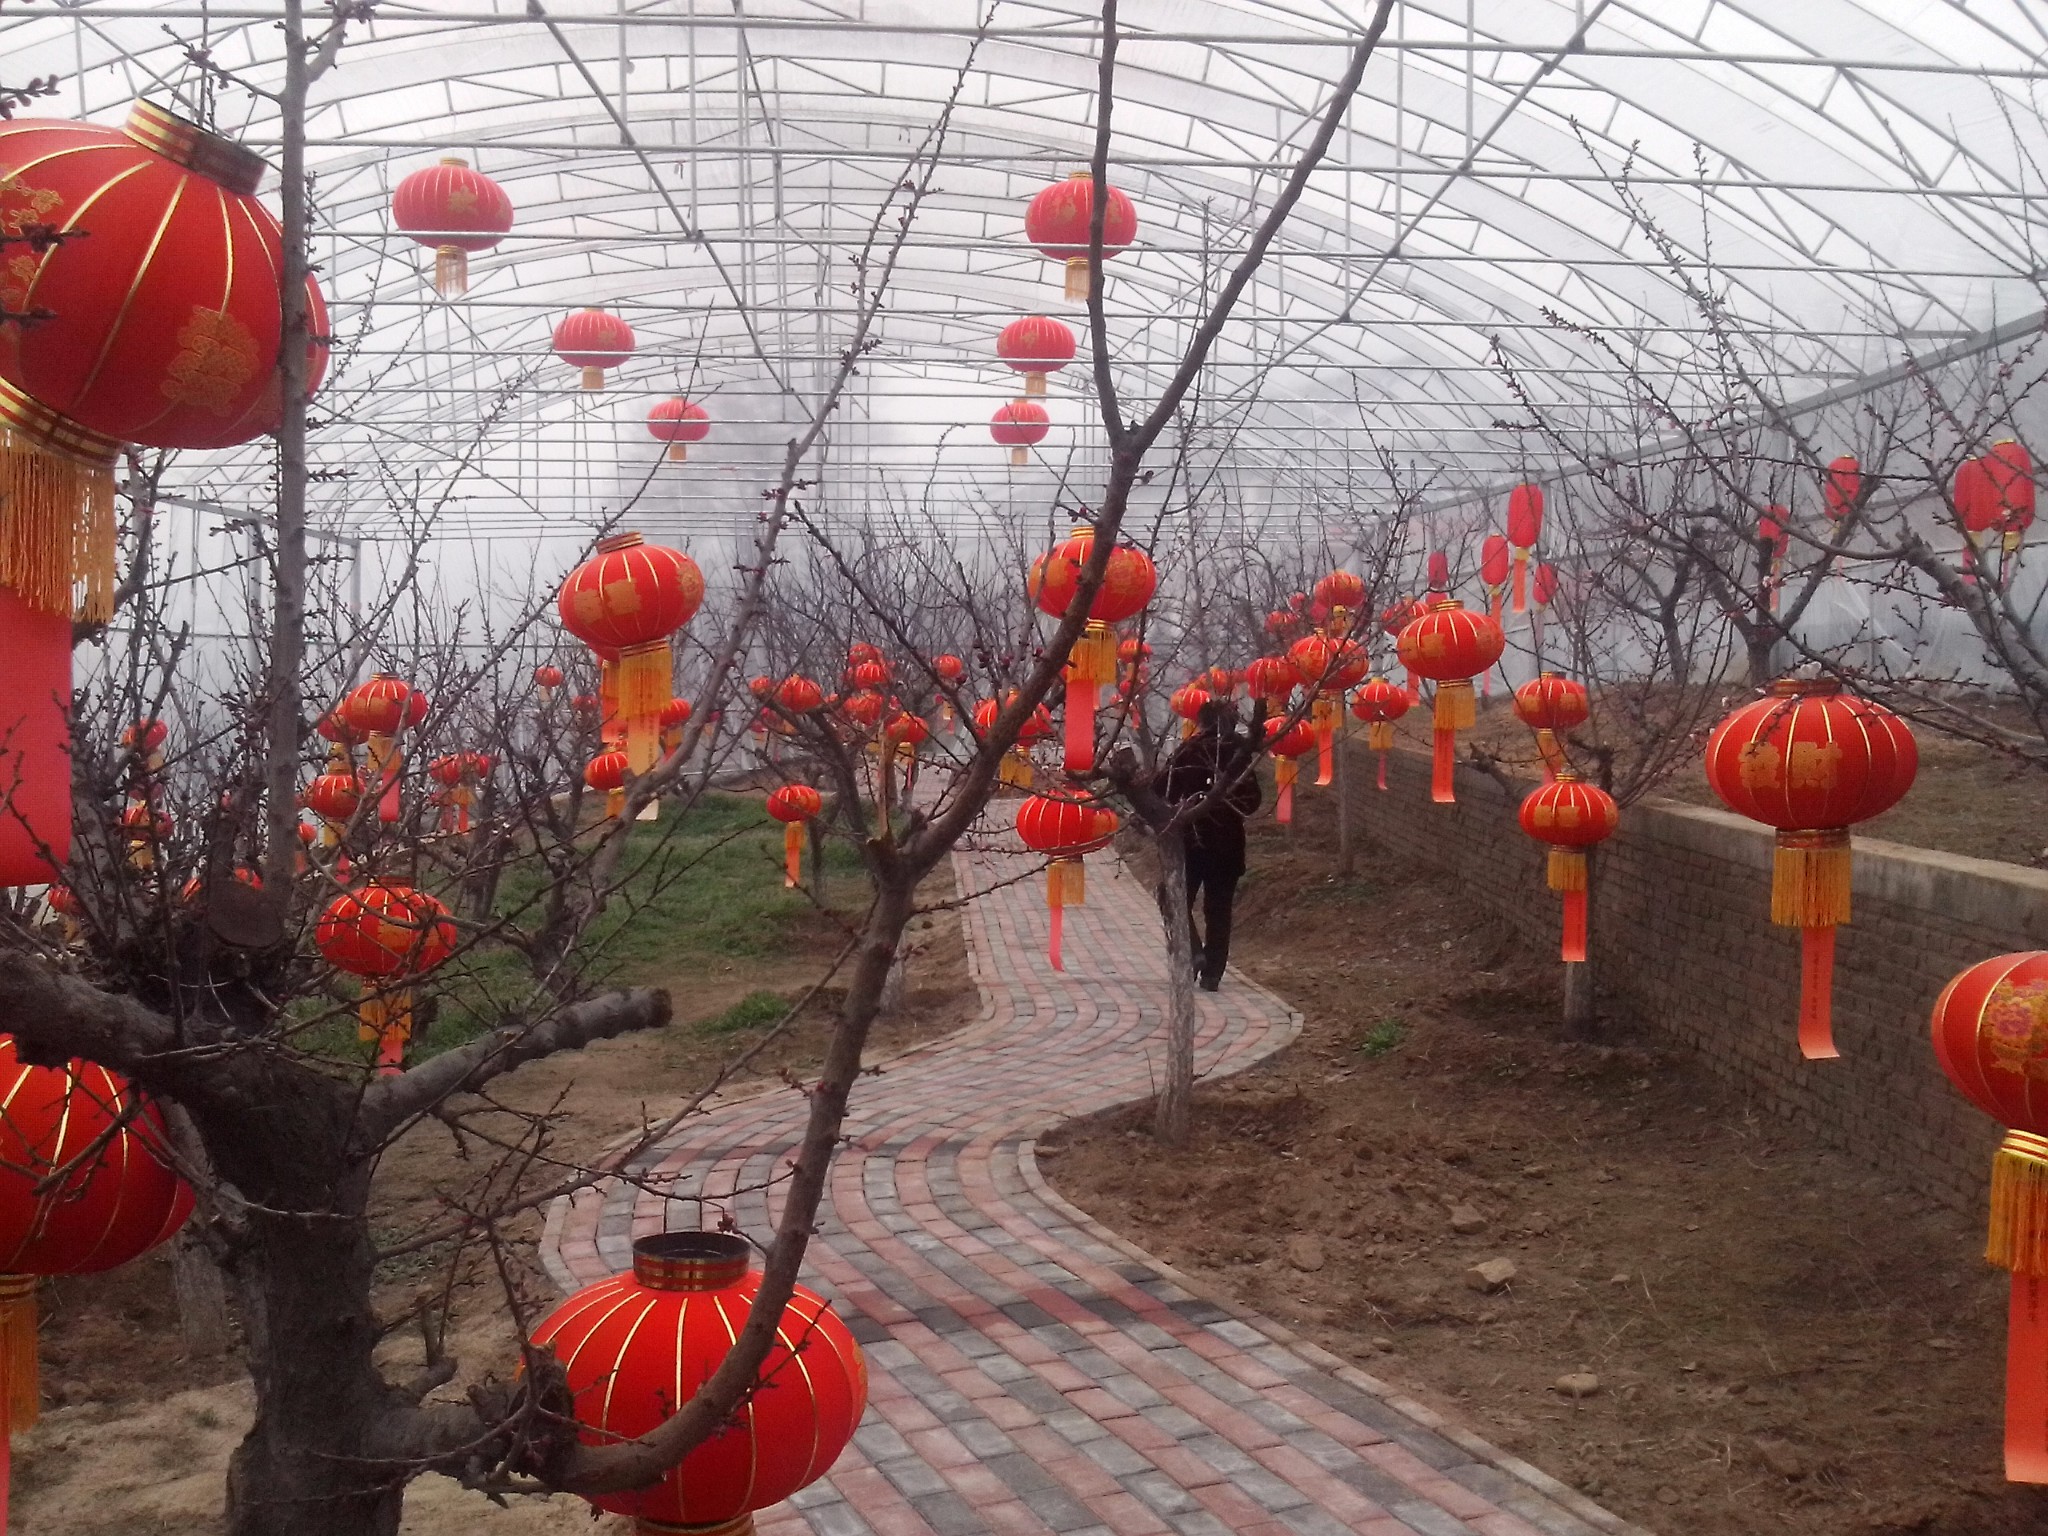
[1349,678,1411,792]
[998,315,1076,396]
[1513,671,1589,780]
[647,397,710,462]
[1479,535,1511,617]
[391,156,514,297]
[1015,789,1119,970]
[1028,527,1157,775]
[1025,172,1138,300]
[766,783,823,887]
[1395,599,1506,803]
[1518,773,1619,962]
[1287,635,1367,786]
[551,309,634,389]
[1823,454,1862,522]
[315,883,457,1075]
[341,673,420,825]
[1264,717,1315,825]
[557,532,704,773]
[533,1231,867,1534]
[990,399,1050,466]
[1505,483,1545,614]
[1704,679,1917,1059]
[0,103,329,622]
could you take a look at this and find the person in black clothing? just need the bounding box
[1157,699,1264,991]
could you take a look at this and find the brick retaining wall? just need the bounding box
[1344,745,2046,1212]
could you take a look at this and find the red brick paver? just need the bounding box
[546,828,1647,1536]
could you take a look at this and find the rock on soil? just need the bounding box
[1286,1235,1327,1272]
[1464,1257,1517,1293]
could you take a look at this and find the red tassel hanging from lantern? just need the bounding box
[1027,526,1157,775]
[1395,600,1506,804]
[1518,773,1619,962]
[1016,790,1118,970]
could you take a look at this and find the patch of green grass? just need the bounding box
[700,989,793,1035]
[1355,1017,1406,1057]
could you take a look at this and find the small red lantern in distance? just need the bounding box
[551,308,635,390]
[1395,599,1507,804]
[342,672,418,825]
[1513,671,1589,780]
[766,783,823,887]
[647,397,710,462]
[1533,562,1561,612]
[1313,569,1366,632]
[1264,717,1316,825]
[1480,535,1511,616]
[775,674,825,714]
[998,315,1077,396]
[315,883,457,1075]
[1823,454,1862,522]
[1170,684,1211,738]
[1987,439,2036,561]
[1506,483,1545,613]
[1929,952,2048,1482]
[1427,549,1450,596]
[1015,790,1119,970]
[1518,772,1619,962]
[557,531,704,774]
[990,399,1050,467]
[533,664,564,697]
[391,156,514,297]
[1243,655,1297,708]
[1350,677,1411,792]
[1025,171,1139,300]
[1028,527,1157,775]
[1287,635,1367,786]
[534,1231,866,1534]
[1704,679,1917,1059]
[932,654,966,685]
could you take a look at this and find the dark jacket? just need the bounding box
[1159,722,1262,877]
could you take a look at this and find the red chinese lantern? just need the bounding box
[533,664,564,699]
[1426,549,1450,596]
[1518,773,1619,962]
[1264,608,1300,641]
[1288,635,1367,786]
[973,695,1054,789]
[659,696,693,754]
[1823,454,1862,522]
[845,660,890,695]
[647,397,710,462]
[1379,598,1429,700]
[1243,655,1297,709]
[1170,684,1211,739]
[1929,953,2048,1482]
[1349,678,1410,792]
[1987,439,2036,561]
[1028,527,1157,775]
[998,315,1076,396]
[775,675,825,715]
[1396,599,1506,803]
[1758,505,1790,612]
[0,590,71,885]
[1015,790,1119,969]
[1513,671,1589,780]
[532,1231,867,1533]
[990,400,1049,466]
[315,883,457,1075]
[1957,456,2000,583]
[1704,679,1918,1059]
[557,532,704,774]
[846,641,883,669]
[341,673,418,825]
[1264,718,1315,825]
[1025,172,1138,300]
[839,691,886,738]
[766,783,823,887]
[551,308,635,390]
[1202,665,1236,698]
[584,749,630,819]
[1480,535,1511,618]
[391,156,514,297]
[932,654,966,732]
[1533,562,1560,613]
[304,769,363,847]
[426,753,481,834]
[1313,569,1366,633]
[1506,483,1545,614]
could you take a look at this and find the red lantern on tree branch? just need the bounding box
[1287,634,1367,786]
[1513,671,1589,781]
[391,156,514,297]
[1349,678,1410,792]
[1170,684,1211,739]
[1506,483,1544,614]
[1395,599,1506,803]
[1264,717,1316,825]
[557,532,704,774]
[315,883,457,1075]
[1028,527,1156,775]
[1015,789,1118,970]
[1823,454,1862,522]
[1480,535,1511,618]
[533,664,564,700]
[341,673,419,826]
[1987,439,2036,564]
[767,783,823,888]
[1518,773,1618,962]
[584,748,630,820]
[1025,172,1137,301]
[1313,569,1366,634]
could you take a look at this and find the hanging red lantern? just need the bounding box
[533,1231,866,1533]
[1703,679,1917,1059]
[304,769,363,848]
[533,664,564,699]
[391,156,514,298]
[1264,608,1300,641]
[1479,535,1511,617]
[1264,718,1315,825]
[1518,773,1619,962]
[932,653,966,732]
[1823,454,1862,522]
[1118,638,1152,674]
[557,532,704,774]
[315,883,457,1075]
[1349,678,1411,792]
[1929,953,2048,1482]
[998,315,1076,397]
[839,691,887,737]
[426,754,478,834]
[1313,569,1366,632]
[1513,671,1590,780]
[1028,527,1157,775]
[973,695,1053,790]
[1202,665,1237,698]
[0,589,71,885]
[1287,634,1367,786]
[766,783,824,887]
[846,641,883,669]
[1426,549,1450,596]
[1758,505,1790,612]
[1506,483,1545,614]
[584,748,630,821]
[659,696,693,755]
[1015,790,1119,970]
[647,397,710,462]
[1986,439,2036,561]
[1379,598,1429,700]
[1955,456,2000,585]
[1532,562,1560,614]
[1169,684,1211,739]
[1243,655,1297,709]
[846,660,891,694]
[1024,171,1138,300]
[990,400,1049,466]
[775,675,825,715]
[1396,599,1507,803]
[551,308,634,390]
[341,673,418,825]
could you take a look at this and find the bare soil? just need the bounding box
[15,869,976,1536]
[1043,786,2048,1536]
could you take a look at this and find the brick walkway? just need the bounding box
[544,833,1645,1536]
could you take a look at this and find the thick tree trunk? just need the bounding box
[1153,826,1197,1147]
[172,1229,233,1358]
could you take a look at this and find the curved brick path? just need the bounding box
[544,837,1644,1536]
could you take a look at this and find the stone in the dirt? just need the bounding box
[1371,1336,1396,1352]
[1554,1372,1600,1399]
[1754,1438,1808,1479]
[1608,1272,1631,1285]
[1521,1164,1549,1177]
[1449,1204,1487,1234]
[1465,1257,1517,1293]
[1286,1235,1327,1272]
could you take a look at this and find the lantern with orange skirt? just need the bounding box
[1957,456,2002,585]
[1349,678,1410,791]
[1513,672,1589,780]
[533,664,564,702]
[341,674,422,825]
[557,532,704,774]
[1986,439,2036,575]
[391,156,514,298]
[1518,773,1619,962]
[1395,600,1507,803]
[767,784,823,888]
[551,308,634,390]
[1480,535,1511,618]
[1703,679,1918,1059]
[1264,718,1315,825]
[1170,684,1211,739]
[998,315,1076,397]
[426,754,474,834]
[1028,526,1157,775]
[647,397,710,462]
[1025,172,1138,300]
[584,749,630,821]
[1506,483,1544,614]
[1015,790,1119,970]
[303,769,362,849]
[315,883,457,1075]
[1313,570,1366,636]
[659,697,693,756]
[1287,633,1367,786]
[990,399,1050,467]
[973,694,1054,789]
[931,653,966,732]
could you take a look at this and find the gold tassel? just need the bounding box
[1547,848,1587,893]
[1991,1131,2048,1278]
[1368,721,1394,752]
[1070,622,1118,686]
[1434,678,1476,731]
[1010,446,1027,467]
[1024,373,1048,397]
[581,366,605,390]
[1064,258,1090,301]
[434,245,468,297]
[668,442,688,462]
[0,422,116,621]
[1771,829,1851,928]
[1063,858,1085,906]
[616,642,673,774]
[0,1272,38,1431]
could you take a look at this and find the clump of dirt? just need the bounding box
[1042,787,2048,1536]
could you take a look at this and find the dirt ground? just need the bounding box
[1042,786,2048,1536]
[14,868,975,1536]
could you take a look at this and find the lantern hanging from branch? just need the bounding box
[1506,483,1545,614]
[1243,654,1298,712]
[1313,569,1366,635]
[1287,634,1368,786]
[998,315,1077,396]
[1170,684,1211,739]
[931,654,965,732]
[659,696,692,757]
[1758,505,1790,613]
[1379,599,1429,700]
[1823,454,1862,523]
[341,673,419,826]
[1349,678,1411,792]
[557,532,704,774]
[532,664,564,701]
[1202,665,1237,699]
[1426,549,1450,598]
[1028,526,1157,775]
[1929,953,2048,1483]
[315,883,457,1076]
[1518,773,1619,962]
[1513,671,1590,781]
[1703,679,1917,1059]
[584,749,630,820]
[1395,599,1506,803]
[551,308,634,389]
[1015,789,1119,970]
[990,399,1050,466]
[533,1230,867,1536]
[766,783,823,888]
[1264,718,1316,825]
[1024,171,1138,300]
[303,767,362,849]
[1987,439,2036,566]
[1480,535,1511,618]
[647,397,710,461]
[973,695,1054,789]
[1957,456,2002,583]
[391,156,514,297]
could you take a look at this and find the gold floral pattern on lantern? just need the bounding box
[161,306,259,414]
[1986,978,2048,1079]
